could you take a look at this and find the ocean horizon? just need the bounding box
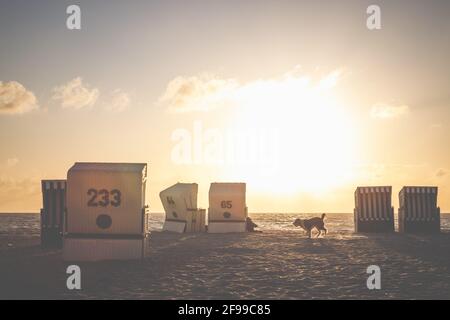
[1,212,450,238]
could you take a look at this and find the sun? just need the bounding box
[222,71,357,195]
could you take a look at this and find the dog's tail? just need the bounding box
[321,213,326,220]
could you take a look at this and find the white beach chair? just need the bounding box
[63,162,149,261]
[160,183,205,233]
[208,183,247,233]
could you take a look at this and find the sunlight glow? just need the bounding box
[223,71,357,195]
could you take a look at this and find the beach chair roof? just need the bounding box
[68,162,147,174]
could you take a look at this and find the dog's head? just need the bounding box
[293,218,304,228]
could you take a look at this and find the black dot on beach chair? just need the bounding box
[172,211,178,218]
[223,212,231,218]
[96,214,112,229]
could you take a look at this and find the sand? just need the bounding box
[1,229,450,300]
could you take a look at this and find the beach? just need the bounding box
[1,213,450,299]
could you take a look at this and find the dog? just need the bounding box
[293,213,327,238]
[246,217,258,232]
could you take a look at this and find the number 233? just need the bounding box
[87,189,121,207]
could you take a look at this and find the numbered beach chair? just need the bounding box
[398,186,440,233]
[63,162,149,261]
[354,186,395,233]
[160,183,206,233]
[208,183,247,233]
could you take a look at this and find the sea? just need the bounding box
[1,212,449,237]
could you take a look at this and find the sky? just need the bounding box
[1,0,450,213]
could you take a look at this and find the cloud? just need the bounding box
[104,89,131,113]
[158,74,238,112]
[370,103,409,119]
[317,69,342,90]
[158,68,343,113]
[52,77,99,109]
[436,168,448,178]
[0,81,39,115]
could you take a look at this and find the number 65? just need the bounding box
[221,201,232,209]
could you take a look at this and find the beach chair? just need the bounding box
[354,186,395,233]
[63,162,149,261]
[398,186,440,233]
[160,183,206,233]
[208,183,247,233]
[40,180,66,248]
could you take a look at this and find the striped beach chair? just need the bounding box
[354,186,395,233]
[398,186,440,233]
[41,180,66,248]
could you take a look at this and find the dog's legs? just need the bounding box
[308,230,312,238]
[316,229,321,238]
[323,227,328,235]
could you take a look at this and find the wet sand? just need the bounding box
[1,230,450,299]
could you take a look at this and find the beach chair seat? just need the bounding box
[398,186,440,233]
[63,162,148,261]
[41,180,66,248]
[160,183,206,233]
[208,183,247,233]
[354,186,394,233]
